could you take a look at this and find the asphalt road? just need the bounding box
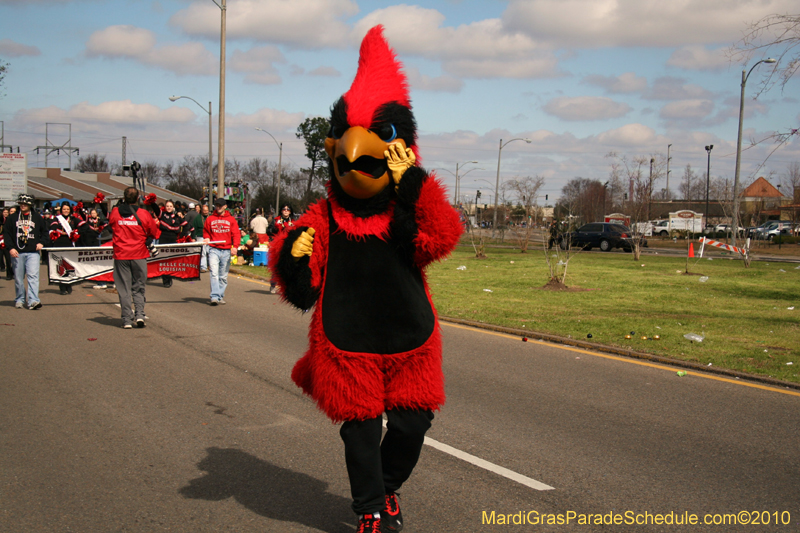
[1,268,798,532]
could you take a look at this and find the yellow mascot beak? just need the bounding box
[325,126,406,200]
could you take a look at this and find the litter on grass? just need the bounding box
[788,307,795,310]
[456,265,466,270]
[779,269,786,273]
[699,276,709,282]
[787,362,794,365]
[683,333,704,342]
[483,289,493,292]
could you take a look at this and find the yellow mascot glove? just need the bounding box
[385,143,416,191]
[291,227,315,260]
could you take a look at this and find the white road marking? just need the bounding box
[423,436,555,491]
[382,419,554,491]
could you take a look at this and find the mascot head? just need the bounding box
[326,25,418,211]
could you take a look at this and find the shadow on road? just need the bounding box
[245,289,273,296]
[179,447,353,532]
[182,296,213,305]
[86,314,121,328]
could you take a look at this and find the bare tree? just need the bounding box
[728,13,800,94]
[782,161,800,224]
[76,153,110,173]
[606,153,651,260]
[503,175,545,252]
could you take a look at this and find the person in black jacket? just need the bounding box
[157,200,187,287]
[3,193,48,309]
[49,203,84,295]
[0,206,12,279]
[78,208,106,247]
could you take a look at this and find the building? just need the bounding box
[739,177,791,225]
[12,167,198,211]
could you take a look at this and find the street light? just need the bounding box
[732,57,777,247]
[453,160,478,205]
[212,0,227,203]
[436,162,481,205]
[255,128,283,215]
[705,145,713,229]
[493,137,532,237]
[169,95,213,205]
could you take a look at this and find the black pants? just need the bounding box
[2,249,13,278]
[340,409,433,515]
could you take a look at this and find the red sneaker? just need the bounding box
[357,513,382,533]
[383,493,403,532]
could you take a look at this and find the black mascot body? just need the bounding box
[269,25,463,532]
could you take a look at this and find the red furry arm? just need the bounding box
[413,177,463,267]
[268,200,329,309]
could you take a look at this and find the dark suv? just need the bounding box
[561,223,643,252]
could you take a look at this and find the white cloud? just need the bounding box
[308,66,341,77]
[352,6,560,79]
[582,72,647,94]
[595,123,657,146]
[170,0,358,49]
[659,99,715,119]
[543,96,631,121]
[644,77,713,100]
[502,0,798,47]
[13,100,195,135]
[405,66,463,93]
[229,46,286,85]
[667,46,728,70]
[85,25,216,76]
[0,38,41,57]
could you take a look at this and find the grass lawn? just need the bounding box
[426,246,799,383]
[232,247,800,383]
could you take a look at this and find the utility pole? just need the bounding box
[35,123,79,169]
[705,145,713,229]
[122,136,126,169]
[214,0,227,203]
[648,157,654,220]
[1,121,17,152]
[666,144,672,199]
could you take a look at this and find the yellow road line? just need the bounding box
[442,322,800,398]
[234,274,273,288]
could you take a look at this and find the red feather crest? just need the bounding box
[144,193,157,206]
[343,25,410,130]
[93,192,105,204]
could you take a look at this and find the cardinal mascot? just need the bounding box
[269,25,462,533]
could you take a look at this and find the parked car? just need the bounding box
[560,222,645,252]
[704,224,744,235]
[752,221,796,240]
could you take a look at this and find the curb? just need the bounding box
[228,266,800,392]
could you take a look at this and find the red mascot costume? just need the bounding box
[269,25,462,533]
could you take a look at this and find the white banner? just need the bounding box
[47,242,207,285]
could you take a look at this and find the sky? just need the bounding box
[1,0,798,203]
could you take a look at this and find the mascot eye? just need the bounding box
[329,124,345,139]
[375,124,397,143]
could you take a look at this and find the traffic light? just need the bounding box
[477,190,482,199]
[545,194,548,201]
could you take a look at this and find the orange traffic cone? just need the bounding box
[688,242,695,258]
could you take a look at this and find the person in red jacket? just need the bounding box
[203,197,238,306]
[108,187,160,329]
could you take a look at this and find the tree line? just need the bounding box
[75,117,331,215]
